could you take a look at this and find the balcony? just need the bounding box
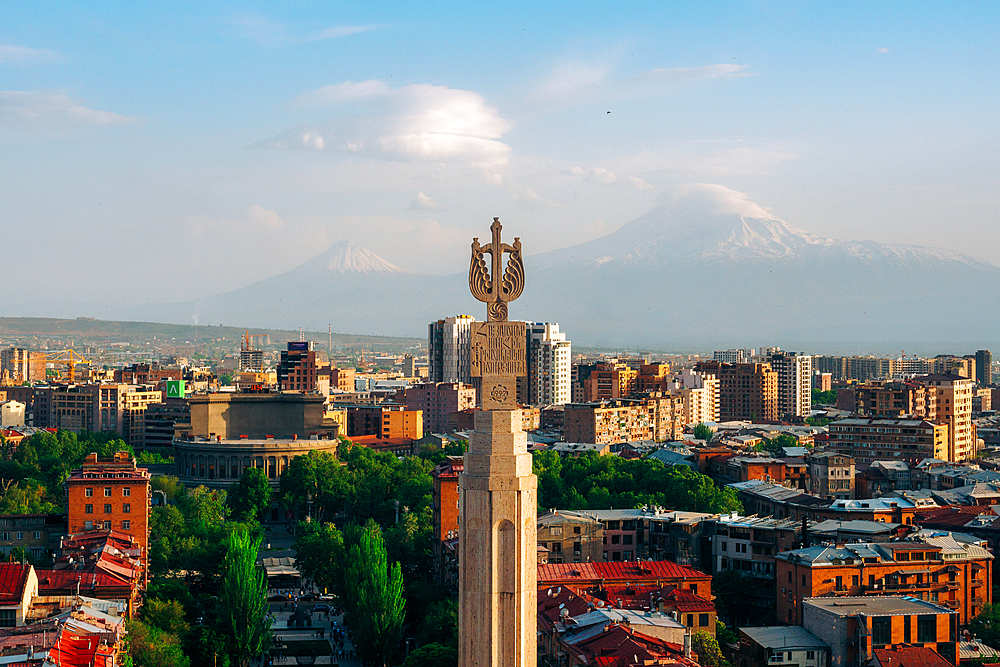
[942,600,961,609]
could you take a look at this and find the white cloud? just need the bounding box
[0,90,143,129]
[307,25,378,41]
[230,14,379,45]
[257,81,513,168]
[667,183,778,220]
[877,47,889,53]
[532,60,751,106]
[0,44,58,64]
[247,205,284,230]
[411,192,438,210]
[628,176,655,191]
[588,167,617,184]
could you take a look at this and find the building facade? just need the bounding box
[770,352,813,418]
[806,452,856,499]
[828,418,948,464]
[404,382,477,434]
[428,315,475,384]
[525,323,571,406]
[696,361,778,422]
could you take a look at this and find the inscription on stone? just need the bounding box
[470,321,526,378]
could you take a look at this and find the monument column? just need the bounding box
[459,218,537,667]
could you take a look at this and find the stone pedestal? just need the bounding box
[459,409,537,667]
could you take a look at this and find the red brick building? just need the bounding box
[65,452,150,570]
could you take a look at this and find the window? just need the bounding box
[611,535,621,545]
[0,609,15,628]
[103,521,111,530]
[686,614,694,627]
[917,615,937,643]
[699,613,709,627]
[722,541,727,551]
[802,574,806,586]
[871,617,891,646]
[123,520,131,530]
[85,488,93,497]
[123,503,131,514]
[123,487,131,497]
[573,526,580,534]
[807,651,815,660]
[788,571,792,583]
[623,535,633,545]
[33,532,39,540]
[14,533,21,540]
[84,520,93,530]
[104,504,112,514]
[85,504,94,514]
[550,526,562,536]
[104,487,112,497]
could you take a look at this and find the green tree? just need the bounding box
[758,433,799,456]
[143,599,190,637]
[227,468,272,522]
[416,600,458,649]
[970,603,1000,648]
[221,527,272,667]
[716,620,739,647]
[404,643,458,667]
[692,630,729,667]
[279,450,349,522]
[293,522,346,597]
[345,519,406,667]
[128,618,191,667]
[692,423,714,441]
[179,486,229,533]
[151,476,186,502]
[0,480,60,514]
[812,388,837,405]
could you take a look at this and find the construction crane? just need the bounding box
[45,349,91,382]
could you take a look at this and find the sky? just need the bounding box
[2,1,999,308]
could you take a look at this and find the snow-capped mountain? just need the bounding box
[112,184,999,351]
[289,240,409,275]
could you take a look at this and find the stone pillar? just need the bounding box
[459,409,536,667]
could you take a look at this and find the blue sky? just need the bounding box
[2,1,999,306]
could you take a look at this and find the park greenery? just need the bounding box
[754,433,802,456]
[532,450,742,514]
[692,423,714,441]
[812,388,837,405]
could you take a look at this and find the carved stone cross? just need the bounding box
[469,218,526,410]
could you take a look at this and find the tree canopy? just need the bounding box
[227,467,272,522]
[344,519,406,667]
[222,527,272,667]
[532,451,742,514]
[692,423,714,441]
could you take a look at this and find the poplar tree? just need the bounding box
[345,519,406,667]
[222,527,272,667]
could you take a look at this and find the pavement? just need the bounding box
[266,600,358,666]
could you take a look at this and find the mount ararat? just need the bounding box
[116,184,1000,352]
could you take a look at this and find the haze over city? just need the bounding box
[3,1,1000,331]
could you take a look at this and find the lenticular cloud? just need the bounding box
[254,80,513,167]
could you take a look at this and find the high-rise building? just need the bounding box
[525,323,571,406]
[402,354,416,377]
[666,369,720,426]
[713,349,755,364]
[581,362,637,401]
[976,350,992,386]
[32,383,163,448]
[918,373,975,461]
[239,334,264,372]
[0,348,45,384]
[695,361,778,422]
[769,352,812,418]
[428,315,476,384]
[277,341,318,391]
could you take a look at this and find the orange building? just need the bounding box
[776,532,992,626]
[431,457,463,585]
[65,452,151,570]
[382,408,422,439]
[329,367,356,393]
[582,362,638,401]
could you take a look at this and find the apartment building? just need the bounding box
[976,349,992,385]
[695,361,778,422]
[806,452,855,500]
[563,394,682,445]
[345,404,423,439]
[776,531,992,626]
[921,373,975,461]
[770,352,813,418]
[32,383,163,448]
[855,380,931,418]
[665,369,719,427]
[404,382,477,434]
[277,341,320,392]
[828,418,948,464]
[580,362,638,401]
[525,322,571,406]
[65,452,151,570]
[428,315,475,384]
[803,597,959,667]
[536,511,604,564]
[0,348,45,384]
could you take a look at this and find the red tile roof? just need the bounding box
[0,564,31,606]
[538,560,710,585]
[873,646,953,667]
[569,625,699,667]
[915,505,998,527]
[48,628,100,667]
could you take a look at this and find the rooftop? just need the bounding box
[804,595,955,616]
[740,626,829,650]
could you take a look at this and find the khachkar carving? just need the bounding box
[469,218,526,411]
[459,218,537,667]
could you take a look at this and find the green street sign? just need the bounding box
[166,380,185,398]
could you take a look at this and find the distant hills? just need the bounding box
[9,185,998,353]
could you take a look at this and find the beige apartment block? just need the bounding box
[920,374,975,461]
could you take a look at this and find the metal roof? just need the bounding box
[740,626,829,650]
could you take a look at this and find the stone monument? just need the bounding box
[459,218,537,667]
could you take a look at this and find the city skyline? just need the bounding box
[3,2,1000,311]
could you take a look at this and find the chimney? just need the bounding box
[684,633,692,659]
[802,515,809,548]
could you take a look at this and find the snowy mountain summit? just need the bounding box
[290,239,410,275]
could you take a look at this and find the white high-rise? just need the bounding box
[769,352,813,418]
[428,315,476,383]
[667,369,720,426]
[526,323,571,405]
